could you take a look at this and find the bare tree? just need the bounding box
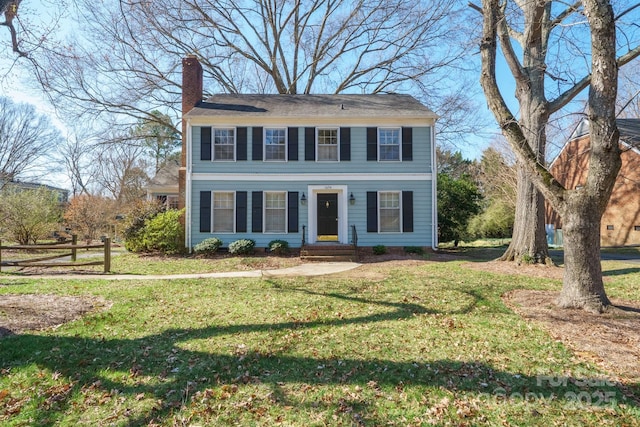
[30,0,478,146]
[94,140,149,207]
[479,0,640,312]
[58,133,99,197]
[0,96,63,185]
[472,1,640,265]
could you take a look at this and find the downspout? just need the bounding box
[185,119,192,251]
[431,123,438,251]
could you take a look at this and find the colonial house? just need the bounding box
[179,56,438,251]
[546,118,640,247]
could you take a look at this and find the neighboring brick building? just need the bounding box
[546,118,640,247]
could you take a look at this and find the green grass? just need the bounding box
[0,254,639,426]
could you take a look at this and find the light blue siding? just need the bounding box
[189,124,434,249]
[190,179,433,249]
[192,126,433,174]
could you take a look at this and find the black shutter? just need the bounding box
[288,191,299,232]
[288,127,298,161]
[367,127,377,161]
[340,127,351,161]
[367,191,378,232]
[252,127,263,161]
[199,191,211,232]
[402,191,414,232]
[237,127,247,161]
[236,191,247,232]
[201,127,212,161]
[402,127,413,161]
[252,191,263,232]
[305,127,315,161]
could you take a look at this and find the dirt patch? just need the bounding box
[466,260,565,280]
[504,289,640,383]
[0,294,110,338]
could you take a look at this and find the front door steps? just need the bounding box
[300,243,357,262]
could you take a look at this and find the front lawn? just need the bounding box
[0,255,638,426]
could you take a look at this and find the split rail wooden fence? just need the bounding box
[0,235,111,273]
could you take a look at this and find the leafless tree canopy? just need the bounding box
[28,0,478,146]
[0,96,63,184]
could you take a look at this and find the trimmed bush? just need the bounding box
[372,244,387,255]
[229,239,255,255]
[194,237,223,255]
[268,239,290,254]
[404,246,424,255]
[122,200,164,252]
[140,209,185,254]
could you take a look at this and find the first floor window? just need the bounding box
[317,128,338,161]
[265,128,286,161]
[214,128,235,160]
[379,191,401,232]
[379,128,400,161]
[265,191,286,232]
[213,192,234,232]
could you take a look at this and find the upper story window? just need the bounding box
[264,191,286,233]
[379,128,401,161]
[265,128,287,161]
[379,191,401,232]
[213,128,235,161]
[213,191,235,232]
[317,128,338,161]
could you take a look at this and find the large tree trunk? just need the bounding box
[500,162,550,263]
[558,202,611,312]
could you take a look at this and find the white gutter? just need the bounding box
[431,124,438,251]
[185,119,192,251]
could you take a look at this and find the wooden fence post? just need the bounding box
[71,234,77,262]
[104,237,111,273]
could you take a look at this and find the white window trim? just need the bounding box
[263,127,288,162]
[212,191,236,234]
[315,127,340,162]
[212,127,237,162]
[263,191,288,234]
[307,185,349,244]
[378,127,402,162]
[378,190,403,233]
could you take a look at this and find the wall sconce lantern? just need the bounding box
[301,192,307,205]
[349,192,356,205]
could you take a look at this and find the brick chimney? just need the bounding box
[179,55,203,214]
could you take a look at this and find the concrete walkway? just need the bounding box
[0,262,362,281]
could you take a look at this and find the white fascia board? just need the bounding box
[185,117,437,128]
[191,173,433,181]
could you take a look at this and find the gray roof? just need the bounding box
[184,94,437,119]
[148,161,179,187]
[571,118,640,148]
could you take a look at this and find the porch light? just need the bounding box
[349,192,356,205]
[301,192,307,205]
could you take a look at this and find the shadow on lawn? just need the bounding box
[1,288,637,426]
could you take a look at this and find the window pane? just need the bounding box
[265,192,286,232]
[317,128,338,161]
[379,192,400,232]
[265,128,286,161]
[379,129,400,161]
[213,192,234,232]
[214,129,235,160]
